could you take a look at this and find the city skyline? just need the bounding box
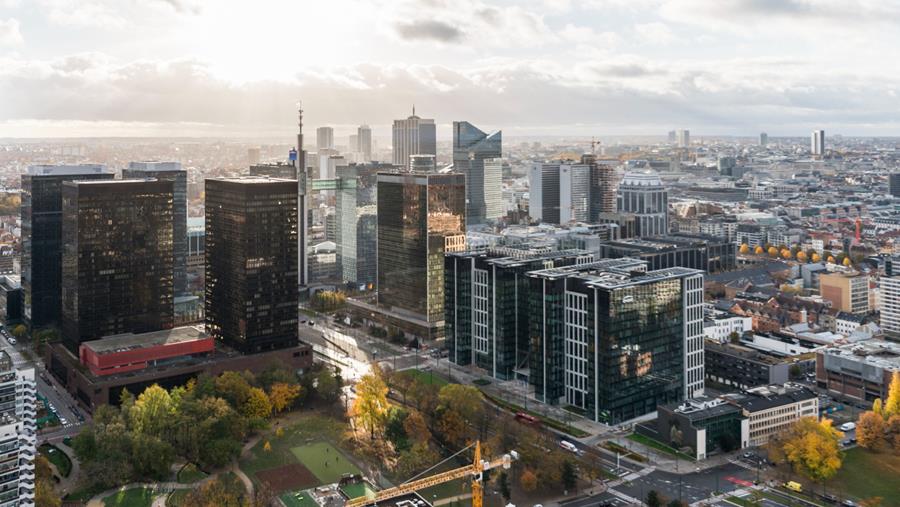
[2,0,900,138]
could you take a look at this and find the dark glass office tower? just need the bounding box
[22,165,114,329]
[527,259,704,423]
[335,164,381,287]
[205,178,299,354]
[124,162,188,296]
[61,179,175,352]
[452,121,502,225]
[444,248,593,379]
[377,172,465,326]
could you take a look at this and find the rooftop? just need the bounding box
[705,340,792,365]
[27,164,110,176]
[84,325,208,356]
[821,339,900,370]
[727,384,817,413]
[528,257,703,289]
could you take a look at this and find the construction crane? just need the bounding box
[345,441,518,507]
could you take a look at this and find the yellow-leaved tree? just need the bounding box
[856,411,886,450]
[780,417,843,488]
[884,371,900,417]
[268,382,302,413]
[352,370,389,440]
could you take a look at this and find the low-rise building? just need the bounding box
[705,341,793,390]
[729,385,818,447]
[703,314,752,343]
[816,340,900,404]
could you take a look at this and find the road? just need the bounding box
[613,463,756,506]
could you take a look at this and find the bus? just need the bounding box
[515,412,540,426]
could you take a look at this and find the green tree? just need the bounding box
[130,384,174,437]
[384,406,410,451]
[647,490,662,507]
[130,432,175,479]
[498,471,511,502]
[397,441,439,478]
[241,387,273,421]
[668,500,686,507]
[562,460,578,491]
[214,371,253,408]
[313,365,342,403]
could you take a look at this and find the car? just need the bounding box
[743,451,754,459]
[785,481,803,493]
[7,337,15,345]
[59,417,68,425]
[842,501,858,507]
[308,321,315,326]
[839,422,856,431]
[820,493,839,504]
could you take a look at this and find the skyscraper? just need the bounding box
[316,126,334,151]
[452,121,502,225]
[584,154,618,219]
[123,161,188,296]
[617,171,668,237]
[528,161,592,225]
[335,163,381,287]
[811,129,825,156]
[677,129,690,148]
[358,124,372,162]
[890,173,900,198]
[21,164,114,329]
[759,132,768,146]
[377,171,465,327]
[205,177,299,353]
[482,158,505,222]
[61,179,175,352]
[392,108,436,170]
[527,258,704,422]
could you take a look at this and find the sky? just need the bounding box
[1,0,900,139]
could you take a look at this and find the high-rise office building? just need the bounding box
[811,129,825,156]
[445,248,594,378]
[667,130,676,144]
[205,177,299,354]
[482,158,505,222]
[247,147,261,165]
[759,132,768,146]
[677,129,690,148]
[335,164,380,287]
[358,125,372,162]
[617,171,668,237]
[392,108,436,170]
[21,164,114,329]
[584,154,618,220]
[890,173,900,198]
[249,162,297,179]
[316,126,334,151]
[0,350,36,506]
[529,161,591,225]
[452,121,502,225]
[717,156,736,177]
[61,179,175,353]
[527,258,704,422]
[377,171,465,326]
[123,161,188,296]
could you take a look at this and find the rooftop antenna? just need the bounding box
[412,104,416,116]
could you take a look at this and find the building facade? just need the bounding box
[818,271,869,315]
[123,161,188,296]
[816,340,900,403]
[597,234,737,273]
[316,126,334,151]
[358,124,372,162]
[452,121,502,225]
[704,341,792,391]
[811,129,825,156]
[392,110,436,170]
[617,171,669,237]
[735,385,818,447]
[377,172,465,330]
[527,258,704,423]
[444,248,594,379]
[584,154,618,220]
[0,351,36,506]
[61,179,175,353]
[21,164,114,329]
[205,178,299,353]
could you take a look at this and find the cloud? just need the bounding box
[38,0,127,28]
[394,20,464,43]
[659,0,900,30]
[2,52,900,136]
[0,18,23,46]
[634,22,676,45]
[154,0,202,14]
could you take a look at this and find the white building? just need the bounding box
[0,351,36,506]
[811,129,825,156]
[704,315,753,343]
[559,163,591,223]
[316,126,334,151]
[880,276,900,339]
[737,385,819,447]
[617,171,668,237]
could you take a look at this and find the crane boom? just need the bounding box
[344,441,515,507]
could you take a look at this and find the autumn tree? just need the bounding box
[884,371,900,417]
[268,382,302,413]
[561,460,578,492]
[520,469,538,492]
[182,474,247,507]
[856,411,886,450]
[353,370,389,439]
[35,455,60,507]
[129,384,174,437]
[403,410,429,444]
[11,325,26,339]
[779,417,843,487]
[396,441,439,478]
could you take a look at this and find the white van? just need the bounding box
[559,440,580,455]
[840,422,856,432]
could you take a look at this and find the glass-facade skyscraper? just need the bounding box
[527,258,704,423]
[21,164,114,329]
[205,177,299,354]
[60,179,175,353]
[377,171,465,328]
[335,164,381,287]
[123,161,188,296]
[452,121,502,225]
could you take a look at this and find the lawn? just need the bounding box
[291,442,361,484]
[165,490,190,507]
[176,463,208,483]
[340,481,376,500]
[239,413,347,477]
[627,433,696,462]
[38,443,72,478]
[830,447,900,504]
[102,487,155,507]
[400,368,449,387]
[280,490,321,507]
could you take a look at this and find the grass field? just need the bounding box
[340,482,376,500]
[280,490,320,507]
[239,413,347,478]
[165,490,189,507]
[830,447,900,504]
[400,368,449,387]
[291,442,361,484]
[38,443,72,477]
[176,463,208,483]
[102,487,155,507]
[627,433,696,462]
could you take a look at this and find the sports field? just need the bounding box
[291,442,361,484]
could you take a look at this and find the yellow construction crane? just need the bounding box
[345,441,517,507]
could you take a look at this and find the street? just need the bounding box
[614,464,756,506]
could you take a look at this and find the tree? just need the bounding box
[843,257,852,267]
[740,244,750,254]
[385,407,410,451]
[35,455,60,507]
[352,371,389,439]
[768,246,779,257]
[130,432,175,479]
[275,427,284,438]
[182,474,247,507]
[789,364,802,380]
[498,471,511,501]
[873,398,883,416]
[241,387,272,421]
[263,441,272,452]
[129,384,173,437]
[403,410,429,444]
[754,246,765,255]
[268,382,302,413]
[214,371,253,408]
[860,497,883,507]
[668,501,686,507]
[780,417,843,485]
[11,324,26,339]
[811,253,822,263]
[647,490,662,507]
[561,460,578,491]
[397,441,439,478]
[884,371,900,417]
[520,469,538,492]
[856,411,886,450]
[781,249,792,260]
[796,251,808,262]
[313,365,342,403]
